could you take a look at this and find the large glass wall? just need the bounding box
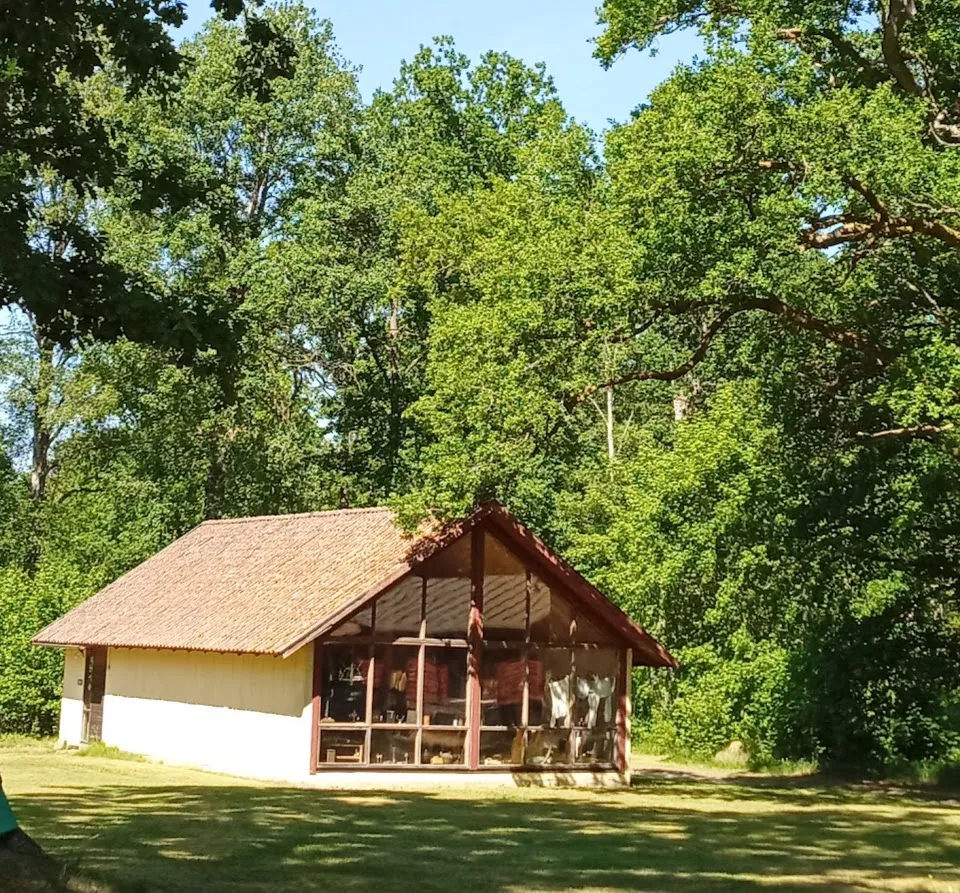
[316,530,621,769]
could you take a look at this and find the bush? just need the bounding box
[633,641,791,762]
[0,560,97,736]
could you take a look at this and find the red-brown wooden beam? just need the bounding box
[614,649,629,775]
[309,640,323,774]
[466,527,485,769]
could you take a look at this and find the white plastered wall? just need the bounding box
[99,646,314,783]
[58,648,85,746]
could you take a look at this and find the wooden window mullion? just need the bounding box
[415,577,427,765]
[521,569,531,730]
[363,602,378,764]
[467,528,485,769]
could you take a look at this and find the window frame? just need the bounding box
[311,528,626,772]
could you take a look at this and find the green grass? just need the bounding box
[75,741,145,762]
[1,743,959,893]
[633,747,820,776]
[0,734,56,750]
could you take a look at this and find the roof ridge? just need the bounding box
[201,507,395,525]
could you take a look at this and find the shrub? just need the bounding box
[0,560,97,736]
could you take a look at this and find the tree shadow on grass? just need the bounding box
[12,778,960,893]
[631,770,960,807]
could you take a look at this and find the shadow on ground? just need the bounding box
[631,766,960,805]
[13,776,960,893]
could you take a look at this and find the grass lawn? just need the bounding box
[1,741,958,893]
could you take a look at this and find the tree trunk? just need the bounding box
[605,384,615,462]
[30,334,55,502]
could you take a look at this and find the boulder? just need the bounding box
[714,740,749,767]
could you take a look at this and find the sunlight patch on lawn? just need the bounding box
[333,794,399,806]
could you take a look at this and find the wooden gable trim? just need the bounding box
[482,509,677,668]
[281,501,676,669]
[483,523,635,651]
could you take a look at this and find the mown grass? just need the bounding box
[1,743,958,893]
[0,735,56,750]
[75,741,145,762]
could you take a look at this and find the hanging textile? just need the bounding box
[575,675,616,728]
[546,675,571,727]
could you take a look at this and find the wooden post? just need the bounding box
[615,649,629,775]
[415,576,427,765]
[364,600,377,765]
[466,528,485,769]
[521,570,531,729]
[309,640,323,774]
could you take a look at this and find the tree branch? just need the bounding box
[800,217,960,248]
[842,174,888,218]
[777,25,886,86]
[740,296,892,363]
[576,308,740,404]
[880,0,922,96]
[856,422,955,441]
[575,295,892,404]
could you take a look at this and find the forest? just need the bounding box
[1,0,959,775]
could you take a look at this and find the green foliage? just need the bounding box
[0,0,281,354]
[76,742,145,762]
[0,561,97,736]
[1,0,958,776]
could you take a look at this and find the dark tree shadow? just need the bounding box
[12,776,960,893]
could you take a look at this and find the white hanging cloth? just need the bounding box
[575,675,615,728]
[546,676,571,727]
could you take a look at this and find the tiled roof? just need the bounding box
[33,503,677,666]
[33,508,429,656]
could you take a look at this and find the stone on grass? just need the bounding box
[714,740,749,767]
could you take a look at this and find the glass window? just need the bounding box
[371,729,417,765]
[529,576,576,643]
[320,645,369,722]
[419,534,471,578]
[375,577,422,636]
[527,574,616,645]
[421,648,467,726]
[480,647,526,727]
[573,727,616,764]
[572,649,619,731]
[371,645,419,724]
[572,611,617,645]
[319,729,366,765]
[526,652,545,726]
[421,729,466,765]
[480,730,524,766]
[483,533,527,640]
[327,605,373,638]
[540,648,574,729]
[525,728,571,766]
[425,577,470,638]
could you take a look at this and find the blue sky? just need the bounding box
[176,0,702,133]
